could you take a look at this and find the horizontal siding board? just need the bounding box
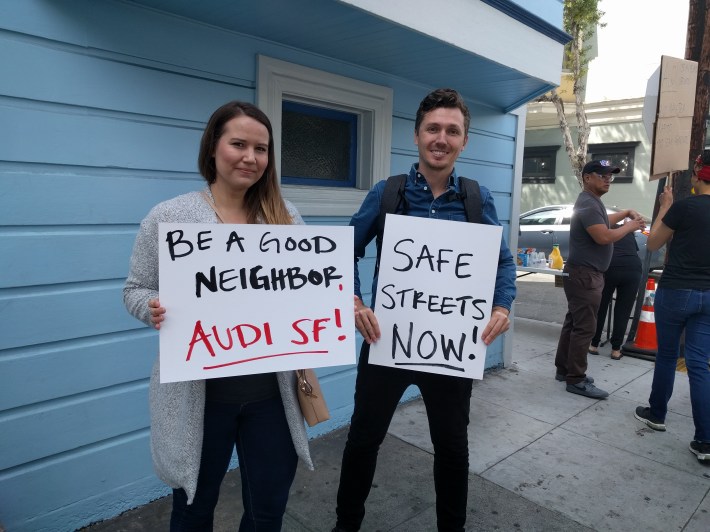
[0,385,149,470]
[0,172,204,225]
[0,105,203,171]
[0,231,136,288]
[0,284,142,350]
[313,367,357,412]
[0,332,156,410]
[17,474,168,532]
[0,34,253,122]
[0,433,155,530]
[468,132,516,166]
[0,0,260,82]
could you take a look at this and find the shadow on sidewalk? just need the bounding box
[83,425,589,531]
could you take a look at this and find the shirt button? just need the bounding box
[423,186,428,190]
[431,209,436,214]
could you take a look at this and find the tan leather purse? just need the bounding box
[296,369,330,426]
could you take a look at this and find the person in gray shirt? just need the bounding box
[554,160,645,399]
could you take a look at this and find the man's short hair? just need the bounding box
[415,88,471,133]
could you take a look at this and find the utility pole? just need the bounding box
[678,0,710,200]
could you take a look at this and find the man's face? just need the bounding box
[414,107,468,176]
[584,171,613,196]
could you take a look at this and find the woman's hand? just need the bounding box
[354,296,380,344]
[148,298,166,330]
[659,185,674,209]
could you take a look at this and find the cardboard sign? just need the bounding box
[369,214,502,379]
[158,223,355,383]
[650,56,697,178]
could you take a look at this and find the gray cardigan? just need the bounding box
[123,190,313,504]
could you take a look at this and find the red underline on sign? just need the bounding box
[203,350,329,370]
[394,363,465,372]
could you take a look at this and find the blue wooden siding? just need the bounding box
[0,1,522,529]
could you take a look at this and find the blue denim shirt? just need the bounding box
[350,163,516,311]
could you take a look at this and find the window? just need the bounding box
[587,142,639,184]
[281,101,357,187]
[257,56,393,216]
[520,207,566,226]
[523,146,559,184]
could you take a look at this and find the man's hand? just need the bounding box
[627,209,643,221]
[481,306,510,345]
[354,296,381,344]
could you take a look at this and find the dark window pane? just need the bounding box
[587,142,638,184]
[590,153,629,175]
[281,101,357,187]
[522,146,559,184]
[523,155,553,176]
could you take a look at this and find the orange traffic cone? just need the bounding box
[633,278,657,351]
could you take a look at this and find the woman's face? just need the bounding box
[213,115,270,191]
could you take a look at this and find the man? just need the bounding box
[555,160,645,399]
[332,88,516,532]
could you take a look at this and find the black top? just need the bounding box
[608,228,641,270]
[207,373,280,403]
[659,194,710,290]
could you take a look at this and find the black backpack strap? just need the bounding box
[375,174,407,269]
[374,174,481,271]
[459,176,482,223]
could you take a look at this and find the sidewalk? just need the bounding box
[85,317,710,531]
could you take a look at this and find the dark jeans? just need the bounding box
[335,343,473,532]
[170,397,298,532]
[555,264,604,384]
[591,263,642,350]
[649,287,710,442]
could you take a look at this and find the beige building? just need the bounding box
[522,0,690,217]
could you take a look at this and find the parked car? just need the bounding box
[517,204,666,271]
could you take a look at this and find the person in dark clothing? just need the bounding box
[588,229,642,360]
[635,151,710,462]
[332,88,516,532]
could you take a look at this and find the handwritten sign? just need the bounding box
[369,214,502,379]
[158,224,355,383]
[651,55,697,178]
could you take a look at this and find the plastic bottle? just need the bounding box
[550,244,564,270]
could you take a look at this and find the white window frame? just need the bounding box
[257,55,393,216]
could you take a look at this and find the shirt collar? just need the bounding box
[409,163,460,190]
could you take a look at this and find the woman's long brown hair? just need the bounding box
[197,101,293,225]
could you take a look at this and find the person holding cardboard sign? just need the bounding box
[332,88,516,532]
[635,152,710,462]
[124,101,312,531]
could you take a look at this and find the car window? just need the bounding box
[520,209,561,226]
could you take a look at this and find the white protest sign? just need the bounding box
[158,223,355,383]
[644,56,698,178]
[369,214,502,379]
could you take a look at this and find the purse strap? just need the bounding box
[201,190,225,223]
[296,369,317,397]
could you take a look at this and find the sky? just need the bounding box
[585,0,690,102]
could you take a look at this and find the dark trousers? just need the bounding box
[591,264,642,350]
[170,397,298,532]
[555,264,604,384]
[335,343,473,532]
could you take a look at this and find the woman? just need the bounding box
[634,152,710,463]
[588,229,642,360]
[124,101,313,530]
